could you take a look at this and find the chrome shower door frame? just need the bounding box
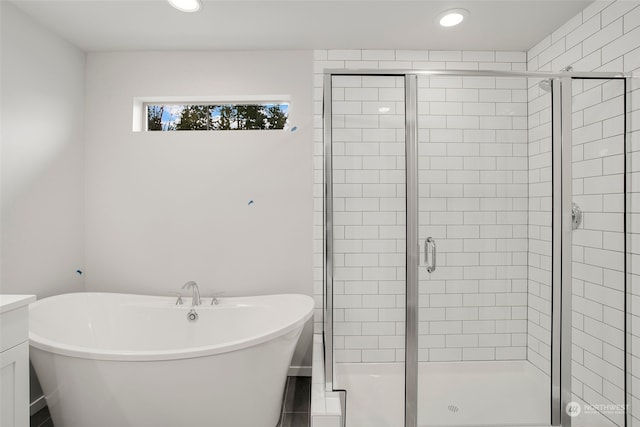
[552,76,574,426]
[404,73,419,427]
[322,69,628,427]
[323,73,335,390]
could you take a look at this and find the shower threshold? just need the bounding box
[335,361,617,427]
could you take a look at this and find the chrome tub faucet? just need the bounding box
[182,281,201,306]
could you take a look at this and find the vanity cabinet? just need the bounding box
[1,295,36,427]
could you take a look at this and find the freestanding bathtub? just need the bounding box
[29,292,314,427]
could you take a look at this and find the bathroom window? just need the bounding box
[145,103,289,131]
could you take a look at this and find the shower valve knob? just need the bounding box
[572,203,582,230]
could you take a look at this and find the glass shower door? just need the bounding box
[324,71,629,427]
[328,74,407,427]
[415,74,552,426]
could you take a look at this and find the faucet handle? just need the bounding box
[208,291,226,305]
[169,292,183,305]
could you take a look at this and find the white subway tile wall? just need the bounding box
[572,78,626,427]
[417,75,530,362]
[527,1,639,425]
[331,74,407,363]
[526,77,554,377]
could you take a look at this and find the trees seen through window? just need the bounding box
[147,103,289,131]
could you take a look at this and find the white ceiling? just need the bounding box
[10,0,593,52]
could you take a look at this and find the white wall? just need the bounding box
[0,0,87,406]
[0,1,86,298]
[84,50,314,366]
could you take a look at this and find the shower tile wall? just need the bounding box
[573,78,626,427]
[526,77,553,376]
[330,74,407,363]
[313,49,528,363]
[417,74,530,362]
[527,1,639,425]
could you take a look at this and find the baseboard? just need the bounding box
[30,395,46,415]
[288,365,312,377]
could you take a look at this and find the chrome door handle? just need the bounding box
[425,237,436,273]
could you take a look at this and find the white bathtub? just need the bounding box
[29,292,314,427]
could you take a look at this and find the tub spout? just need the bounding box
[182,281,201,306]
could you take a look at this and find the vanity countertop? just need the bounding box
[0,295,36,314]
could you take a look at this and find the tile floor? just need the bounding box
[30,376,311,427]
[280,376,311,427]
[29,406,52,427]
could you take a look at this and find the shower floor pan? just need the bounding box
[335,361,616,427]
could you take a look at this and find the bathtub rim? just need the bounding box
[29,292,314,362]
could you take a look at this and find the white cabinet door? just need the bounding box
[0,342,29,427]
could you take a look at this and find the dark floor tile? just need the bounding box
[281,412,310,427]
[284,376,311,413]
[30,407,51,427]
[37,419,54,427]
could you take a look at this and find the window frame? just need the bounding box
[132,95,291,132]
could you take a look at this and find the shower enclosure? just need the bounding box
[323,70,629,427]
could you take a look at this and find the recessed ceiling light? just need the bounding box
[438,9,468,27]
[378,107,391,113]
[167,0,202,13]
